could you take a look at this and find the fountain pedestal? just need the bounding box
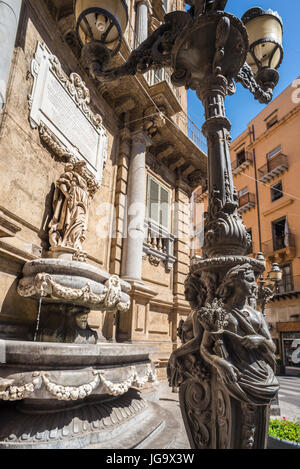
[0,340,179,449]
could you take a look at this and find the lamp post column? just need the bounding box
[198,74,251,258]
[0,0,22,109]
[122,130,152,284]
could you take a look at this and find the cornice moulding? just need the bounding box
[262,198,294,217]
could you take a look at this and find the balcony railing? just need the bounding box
[145,68,183,104]
[143,220,176,271]
[232,152,253,174]
[275,275,300,296]
[258,153,289,182]
[188,118,208,154]
[124,21,207,155]
[238,192,256,213]
[262,234,296,256]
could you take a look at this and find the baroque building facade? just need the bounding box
[194,78,300,372]
[0,0,207,378]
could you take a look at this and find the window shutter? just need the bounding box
[238,187,249,197]
[267,145,281,160]
[148,178,160,224]
[160,186,170,230]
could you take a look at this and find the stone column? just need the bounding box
[122,130,152,284]
[0,0,22,109]
[135,0,149,45]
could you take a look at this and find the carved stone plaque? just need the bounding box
[29,42,108,183]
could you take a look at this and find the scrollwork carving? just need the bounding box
[83,12,192,83]
[39,123,76,162]
[235,62,274,104]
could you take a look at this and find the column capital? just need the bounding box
[135,0,152,10]
[131,130,152,148]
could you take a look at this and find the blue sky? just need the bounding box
[187,0,300,140]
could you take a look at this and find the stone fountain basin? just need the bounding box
[0,340,157,402]
[18,259,131,308]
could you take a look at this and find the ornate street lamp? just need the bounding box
[269,262,283,283]
[257,256,283,315]
[75,0,284,449]
[242,7,283,91]
[74,0,128,64]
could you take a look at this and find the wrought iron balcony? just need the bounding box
[232,152,253,175]
[145,68,183,104]
[187,118,208,154]
[272,275,300,299]
[124,21,183,108]
[238,192,256,214]
[258,153,289,182]
[143,220,176,271]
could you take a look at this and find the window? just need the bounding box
[266,115,278,130]
[146,175,171,230]
[271,181,283,202]
[272,217,286,251]
[267,145,281,160]
[236,149,246,166]
[278,264,294,294]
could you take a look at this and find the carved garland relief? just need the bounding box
[0,365,157,402]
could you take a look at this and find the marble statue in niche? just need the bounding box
[48,161,99,257]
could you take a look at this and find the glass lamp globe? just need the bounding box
[242,7,283,76]
[75,0,128,55]
[269,263,283,283]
